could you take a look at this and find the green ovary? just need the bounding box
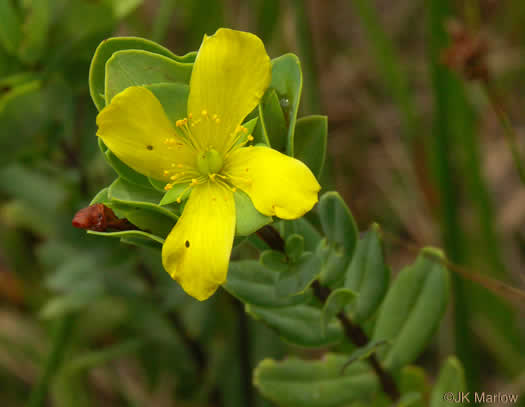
[197,149,224,175]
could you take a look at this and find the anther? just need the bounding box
[201,109,208,117]
[247,135,254,141]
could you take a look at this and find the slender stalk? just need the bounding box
[26,314,75,407]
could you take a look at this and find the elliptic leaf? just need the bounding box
[373,248,450,371]
[294,115,328,178]
[429,357,466,407]
[345,223,390,323]
[254,355,379,407]
[247,304,343,347]
[224,260,311,308]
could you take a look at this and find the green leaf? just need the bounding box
[317,191,358,287]
[319,191,358,255]
[224,260,311,308]
[254,355,379,407]
[18,0,51,63]
[275,252,322,297]
[321,288,357,335]
[317,238,349,288]
[345,223,390,323]
[233,189,272,236]
[0,1,22,54]
[258,89,287,152]
[294,115,328,178]
[429,357,466,407]
[108,177,178,221]
[120,235,163,250]
[270,54,302,155]
[285,234,304,263]
[89,36,194,110]
[373,248,450,371]
[260,250,288,273]
[105,50,193,104]
[246,304,343,347]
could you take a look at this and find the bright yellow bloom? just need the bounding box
[96,28,320,300]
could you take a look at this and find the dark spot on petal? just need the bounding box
[185,240,190,248]
[147,145,153,150]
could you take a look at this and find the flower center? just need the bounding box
[197,149,223,175]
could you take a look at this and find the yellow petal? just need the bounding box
[188,28,271,154]
[224,146,321,219]
[162,182,235,301]
[97,86,196,181]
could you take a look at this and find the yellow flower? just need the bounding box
[96,28,320,300]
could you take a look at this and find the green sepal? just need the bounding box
[294,115,328,179]
[159,183,190,206]
[254,355,379,407]
[258,89,287,152]
[269,54,302,156]
[246,304,343,347]
[429,357,466,407]
[110,206,174,238]
[233,189,272,236]
[224,260,311,308]
[105,50,192,104]
[373,248,450,371]
[321,288,357,335]
[89,36,195,110]
[345,223,390,323]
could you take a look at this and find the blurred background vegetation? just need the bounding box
[0,0,524,406]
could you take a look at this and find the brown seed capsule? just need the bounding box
[72,204,136,232]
